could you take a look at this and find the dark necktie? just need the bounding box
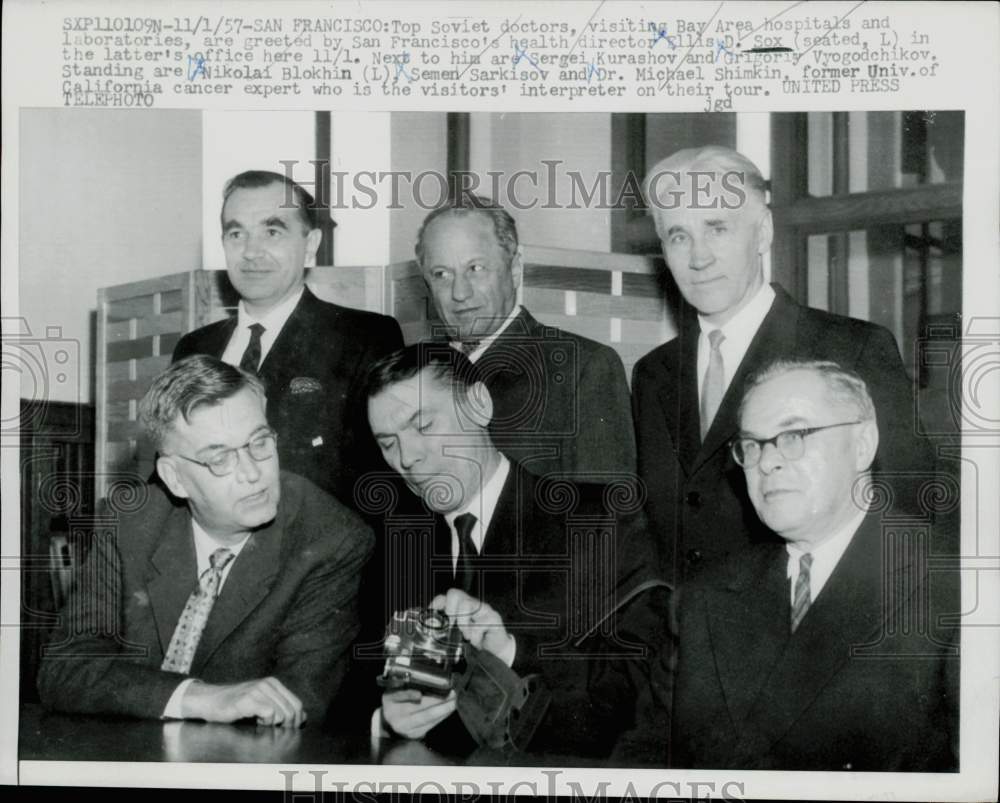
[790,552,814,633]
[239,323,265,374]
[161,548,235,673]
[454,512,479,596]
[700,329,726,440]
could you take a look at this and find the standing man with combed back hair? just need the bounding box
[415,195,637,482]
[631,146,933,584]
[39,355,373,728]
[174,170,404,509]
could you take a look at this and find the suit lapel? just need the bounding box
[190,519,283,672]
[731,515,895,758]
[145,509,199,656]
[258,288,339,384]
[205,317,238,358]
[658,312,701,475]
[706,547,790,727]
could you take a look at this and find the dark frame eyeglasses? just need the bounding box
[730,421,862,468]
[170,429,278,477]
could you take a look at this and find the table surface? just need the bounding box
[18,704,622,767]
[17,703,452,765]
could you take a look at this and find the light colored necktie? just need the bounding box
[161,548,235,673]
[790,553,814,633]
[239,323,265,374]
[700,329,726,440]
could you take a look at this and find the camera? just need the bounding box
[378,607,463,695]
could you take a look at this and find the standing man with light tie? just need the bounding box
[174,170,403,508]
[631,146,933,582]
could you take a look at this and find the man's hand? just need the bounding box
[180,677,306,728]
[382,689,457,739]
[431,588,515,661]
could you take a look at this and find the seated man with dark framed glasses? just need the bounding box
[621,359,958,770]
[39,355,373,728]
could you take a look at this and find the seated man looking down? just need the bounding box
[38,355,373,727]
[363,344,661,756]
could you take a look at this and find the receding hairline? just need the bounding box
[644,146,768,207]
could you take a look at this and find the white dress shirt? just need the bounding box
[696,284,776,406]
[372,455,516,740]
[451,304,522,363]
[220,286,305,369]
[785,507,868,608]
[161,522,252,718]
[444,455,511,571]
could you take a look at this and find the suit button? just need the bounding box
[686,549,702,565]
[686,491,701,507]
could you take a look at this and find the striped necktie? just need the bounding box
[161,548,235,673]
[790,552,814,633]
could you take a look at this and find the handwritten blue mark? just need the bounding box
[513,45,541,70]
[394,57,413,81]
[714,41,732,62]
[187,55,206,80]
[586,62,600,82]
[650,23,677,49]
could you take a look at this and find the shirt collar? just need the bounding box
[190,517,252,569]
[236,285,304,334]
[697,283,775,343]
[452,305,522,363]
[444,454,511,536]
[785,505,868,578]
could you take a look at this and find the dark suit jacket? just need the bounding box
[632,284,934,582]
[173,286,403,507]
[473,307,636,481]
[353,462,664,757]
[38,472,374,725]
[662,513,959,770]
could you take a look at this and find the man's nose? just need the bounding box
[451,271,473,302]
[757,440,785,474]
[689,235,714,270]
[234,447,263,483]
[242,231,264,259]
[397,436,425,471]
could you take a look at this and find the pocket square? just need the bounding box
[289,376,323,394]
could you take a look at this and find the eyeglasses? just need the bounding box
[730,421,862,468]
[170,429,278,477]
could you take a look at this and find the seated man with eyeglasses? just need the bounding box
[39,355,374,728]
[619,358,958,770]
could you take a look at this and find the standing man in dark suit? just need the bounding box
[632,146,932,582]
[173,170,403,507]
[363,344,660,757]
[416,195,636,481]
[661,360,957,770]
[39,356,373,726]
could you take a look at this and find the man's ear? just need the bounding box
[756,207,774,255]
[156,456,190,500]
[304,228,322,267]
[461,381,494,429]
[854,417,879,472]
[510,245,524,291]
